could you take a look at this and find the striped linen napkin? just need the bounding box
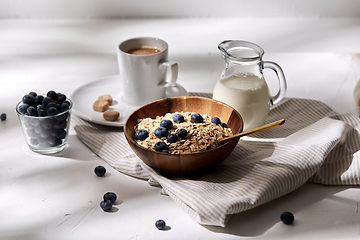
[72,95,360,227]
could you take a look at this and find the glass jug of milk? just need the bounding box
[213,40,287,131]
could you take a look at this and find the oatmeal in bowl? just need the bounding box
[124,96,243,176]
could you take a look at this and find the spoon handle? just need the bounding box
[218,119,285,143]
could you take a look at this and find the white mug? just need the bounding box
[117,37,178,106]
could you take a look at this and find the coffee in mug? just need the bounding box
[127,47,161,55]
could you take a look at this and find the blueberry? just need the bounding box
[103,192,117,203]
[19,104,29,114]
[42,119,54,129]
[30,138,38,146]
[176,128,187,139]
[280,212,294,224]
[172,114,185,123]
[28,92,37,97]
[48,136,62,147]
[161,149,170,153]
[37,104,45,111]
[154,141,167,152]
[47,90,57,100]
[100,200,113,211]
[38,109,47,117]
[53,120,67,129]
[155,219,166,230]
[23,95,35,106]
[60,102,70,112]
[1,113,6,121]
[57,93,67,103]
[34,95,44,106]
[34,125,44,134]
[95,166,106,177]
[46,102,57,110]
[167,133,178,143]
[47,107,59,116]
[51,129,67,139]
[154,127,168,138]
[200,148,207,152]
[27,106,37,116]
[160,119,173,130]
[191,113,203,123]
[30,118,40,127]
[26,128,39,139]
[135,129,149,141]
[55,112,68,121]
[40,129,51,138]
[42,97,53,106]
[211,117,221,125]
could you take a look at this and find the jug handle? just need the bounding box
[263,61,287,105]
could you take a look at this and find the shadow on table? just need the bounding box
[204,183,354,237]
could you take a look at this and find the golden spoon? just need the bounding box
[218,119,285,143]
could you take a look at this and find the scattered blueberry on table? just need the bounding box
[1,113,6,121]
[100,199,113,212]
[280,211,294,224]
[94,166,106,177]
[103,192,117,203]
[155,219,166,230]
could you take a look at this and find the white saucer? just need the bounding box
[70,75,188,127]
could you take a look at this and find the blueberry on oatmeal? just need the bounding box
[154,127,169,138]
[154,141,168,152]
[211,117,221,125]
[172,113,185,123]
[176,128,187,139]
[190,113,203,123]
[160,119,173,130]
[135,129,149,141]
[167,133,178,143]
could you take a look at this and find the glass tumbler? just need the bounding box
[16,99,73,154]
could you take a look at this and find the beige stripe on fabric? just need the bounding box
[72,96,360,227]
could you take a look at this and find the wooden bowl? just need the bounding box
[124,96,243,176]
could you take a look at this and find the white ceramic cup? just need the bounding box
[117,37,178,106]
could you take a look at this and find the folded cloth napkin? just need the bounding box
[72,95,360,227]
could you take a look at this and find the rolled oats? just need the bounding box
[134,112,233,154]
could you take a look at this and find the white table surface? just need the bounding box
[1,18,360,240]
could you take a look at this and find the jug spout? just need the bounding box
[218,40,264,62]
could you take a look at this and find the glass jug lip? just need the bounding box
[218,40,264,62]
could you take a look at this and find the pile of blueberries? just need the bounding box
[135,113,221,153]
[17,90,71,148]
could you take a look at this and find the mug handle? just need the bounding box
[158,61,178,87]
[263,61,287,105]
